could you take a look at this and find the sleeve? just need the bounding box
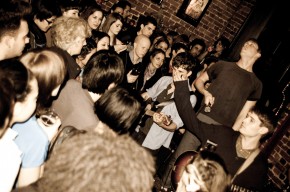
[248,77,263,101]
[146,77,166,100]
[174,81,200,134]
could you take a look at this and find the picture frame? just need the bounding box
[176,0,212,26]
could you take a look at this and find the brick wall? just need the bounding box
[102,0,256,45]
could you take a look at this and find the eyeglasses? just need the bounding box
[45,19,54,25]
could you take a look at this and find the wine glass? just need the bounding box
[38,108,59,127]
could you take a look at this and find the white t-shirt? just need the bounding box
[0,128,22,192]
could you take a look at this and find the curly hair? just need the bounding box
[33,133,155,192]
[51,16,91,51]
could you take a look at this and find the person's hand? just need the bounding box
[127,70,139,83]
[37,117,61,142]
[153,112,163,125]
[172,67,188,82]
[114,44,128,54]
[203,90,215,107]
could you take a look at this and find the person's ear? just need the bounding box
[258,126,269,135]
[140,24,144,29]
[186,70,192,77]
[108,83,116,90]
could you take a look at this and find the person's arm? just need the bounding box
[194,71,215,106]
[232,100,256,131]
[174,80,199,134]
[16,165,43,187]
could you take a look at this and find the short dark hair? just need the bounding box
[0,59,32,102]
[31,0,61,21]
[0,0,31,40]
[137,15,157,31]
[172,52,197,72]
[250,105,276,134]
[82,50,124,94]
[95,86,142,134]
[189,38,206,52]
[171,42,189,53]
[59,0,80,13]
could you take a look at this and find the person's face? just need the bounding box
[88,11,103,30]
[190,44,203,57]
[109,19,123,35]
[13,78,38,123]
[113,7,124,16]
[79,48,97,67]
[239,112,267,137]
[63,9,79,18]
[151,53,165,69]
[140,23,156,37]
[123,5,131,19]
[156,42,169,52]
[172,66,192,78]
[12,20,29,57]
[35,16,56,32]
[70,36,87,55]
[240,40,260,58]
[134,39,151,59]
[215,40,224,53]
[96,36,110,51]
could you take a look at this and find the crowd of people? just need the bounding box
[0,0,277,192]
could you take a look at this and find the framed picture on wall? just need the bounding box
[177,0,212,26]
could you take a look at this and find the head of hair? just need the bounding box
[171,42,189,53]
[180,150,229,192]
[250,105,276,135]
[172,52,197,72]
[110,0,126,12]
[82,50,124,94]
[20,48,66,110]
[31,0,61,21]
[137,15,157,31]
[150,48,166,59]
[0,74,15,135]
[0,59,32,102]
[32,132,155,192]
[118,0,132,9]
[101,13,123,34]
[51,16,91,50]
[0,0,31,41]
[59,0,80,13]
[167,30,179,38]
[78,37,97,60]
[91,30,110,44]
[151,36,169,50]
[173,34,190,46]
[80,3,103,21]
[246,38,261,53]
[95,86,142,134]
[189,38,206,52]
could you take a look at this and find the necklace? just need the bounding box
[235,136,256,159]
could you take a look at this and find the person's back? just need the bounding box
[52,50,124,131]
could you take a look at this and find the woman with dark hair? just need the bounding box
[135,48,166,92]
[12,48,66,187]
[102,13,127,53]
[80,3,103,31]
[91,30,110,51]
[0,59,38,191]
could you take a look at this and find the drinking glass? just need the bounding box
[38,108,59,127]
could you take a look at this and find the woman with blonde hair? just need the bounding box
[12,48,67,187]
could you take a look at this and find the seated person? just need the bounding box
[52,50,124,131]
